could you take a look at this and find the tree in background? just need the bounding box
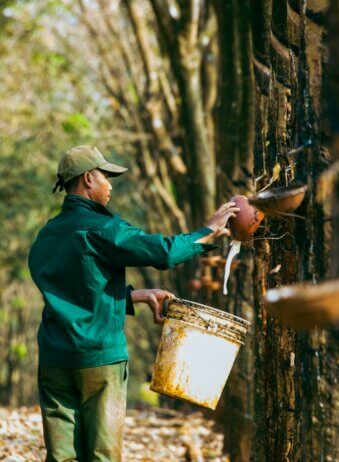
[1,1,338,461]
[0,0,139,404]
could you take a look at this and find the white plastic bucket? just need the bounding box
[150,298,250,410]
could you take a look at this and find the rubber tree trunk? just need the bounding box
[214,1,338,461]
[252,1,338,461]
[213,1,255,461]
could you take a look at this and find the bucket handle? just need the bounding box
[163,299,170,317]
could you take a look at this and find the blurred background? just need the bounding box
[0,1,338,461]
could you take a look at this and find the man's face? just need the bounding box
[88,169,112,206]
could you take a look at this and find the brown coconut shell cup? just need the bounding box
[248,184,307,216]
[229,195,265,241]
[265,279,339,329]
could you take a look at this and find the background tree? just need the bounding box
[1,1,338,461]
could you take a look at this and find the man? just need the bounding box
[28,145,239,462]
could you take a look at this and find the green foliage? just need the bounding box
[0,0,138,406]
[10,342,27,362]
[62,113,92,137]
[0,1,15,32]
[138,382,160,407]
[11,297,26,310]
[0,310,9,323]
[128,83,139,105]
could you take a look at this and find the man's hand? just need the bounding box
[131,289,175,325]
[195,202,240,243]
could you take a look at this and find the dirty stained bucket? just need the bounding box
[150,298,250,410]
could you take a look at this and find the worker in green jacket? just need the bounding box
[28,145,239,462]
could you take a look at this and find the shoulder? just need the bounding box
[89,214,131,237]
[88,216,146,247]
[32,216,58,241]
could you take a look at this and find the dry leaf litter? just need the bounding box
[0,406,229,461]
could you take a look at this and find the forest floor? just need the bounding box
[0,406,229,461]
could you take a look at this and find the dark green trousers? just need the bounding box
[38,361,128,462]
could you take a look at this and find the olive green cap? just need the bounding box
[53,145,128,193]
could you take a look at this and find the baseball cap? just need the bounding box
[53,145,128,193]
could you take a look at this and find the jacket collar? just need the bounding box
[62,194,112,216]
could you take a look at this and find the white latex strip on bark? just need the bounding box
[223,240,242,295]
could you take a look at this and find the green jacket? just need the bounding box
[29,194,217,368]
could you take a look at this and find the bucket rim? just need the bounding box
[168,298,251,327]
[165,315,248,344]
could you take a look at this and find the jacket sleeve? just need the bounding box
[87,216,219,270]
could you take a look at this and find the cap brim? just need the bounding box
[99,162,128,177]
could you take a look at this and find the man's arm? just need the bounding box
[131,289,175,325]
[123,203,239,323]
[194,202,239,243]
[88,202,239,270]
[89,222,218,270]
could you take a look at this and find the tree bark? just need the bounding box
[252,1,338,461]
